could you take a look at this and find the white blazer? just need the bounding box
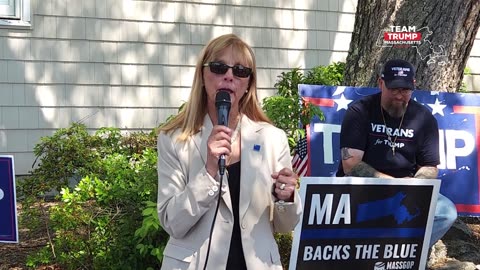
[157,115,302,270]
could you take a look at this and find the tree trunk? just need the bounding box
[344,0,480,92]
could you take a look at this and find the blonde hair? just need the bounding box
[159,34,272,141]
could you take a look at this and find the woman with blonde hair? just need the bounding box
[157,34,302,270]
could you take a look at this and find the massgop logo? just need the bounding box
[374,261,415,270]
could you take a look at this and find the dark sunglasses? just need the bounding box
[204,62,252,78]
[389,88,413,95]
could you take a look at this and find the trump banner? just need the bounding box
[300,85,480,216]
[0,155,18,243]
[289,177,439,270]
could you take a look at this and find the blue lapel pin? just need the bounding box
[253,144,261,151]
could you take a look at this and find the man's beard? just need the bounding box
[384,101,408,118]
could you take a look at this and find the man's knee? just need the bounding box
[436,194,457,225]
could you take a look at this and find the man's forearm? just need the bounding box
[341,147,393,178]
[414,166,438,179]
[349,162,393,178]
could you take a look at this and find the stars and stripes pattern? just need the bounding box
[292,136,308,177]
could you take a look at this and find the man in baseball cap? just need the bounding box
[337,58,457,248]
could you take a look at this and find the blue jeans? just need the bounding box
[430,193,457,247]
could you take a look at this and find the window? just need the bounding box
[0,0,31,28]
[0,0,16,17]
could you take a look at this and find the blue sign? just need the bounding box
[299,85,480,216]
[290,177,438,270]
[0,155,18,243]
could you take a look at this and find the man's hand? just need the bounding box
[414,166,438,179]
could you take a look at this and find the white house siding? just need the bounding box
[0,0,478,175]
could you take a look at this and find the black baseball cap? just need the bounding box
[381,59,415,89]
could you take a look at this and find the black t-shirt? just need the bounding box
[337,93,440,178]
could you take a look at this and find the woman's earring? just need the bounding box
[245,89,249,93]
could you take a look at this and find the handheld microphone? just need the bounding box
[215,90,231,176]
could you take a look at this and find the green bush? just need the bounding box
[304,61,345,86]
[19,123,102,199]
[263,62,345,269]
[263,62,345,152]
[22,124,167,269]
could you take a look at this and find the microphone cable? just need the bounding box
[204,90,230,269]
[203,172,225,270]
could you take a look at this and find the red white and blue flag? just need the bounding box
[292,136,309,177]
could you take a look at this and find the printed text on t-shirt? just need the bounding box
[371,124,414,138]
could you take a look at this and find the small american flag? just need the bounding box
[292,136,308,177]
